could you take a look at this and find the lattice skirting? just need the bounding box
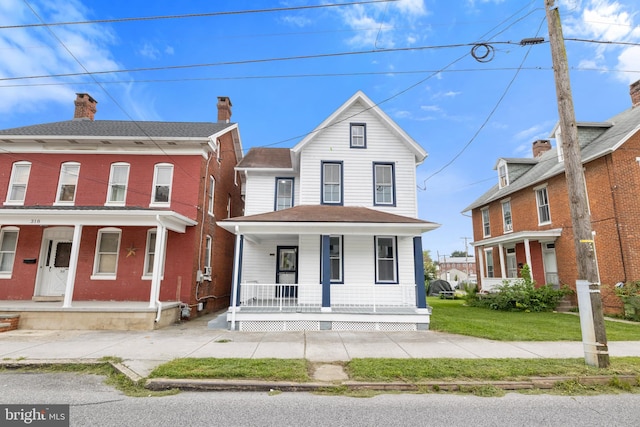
[237,320,423,332]
[332,321,417,331]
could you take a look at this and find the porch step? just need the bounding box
[0,314,20,332]
[32,296,64,302]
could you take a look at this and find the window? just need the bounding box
[321,161,343,205]
[143,229,165,278]
[498,162,509,188]
[374,163,395,206]
[481,208,491,237]
[93,228,120,277]
[56,162,80,204]
[536,186,551,224]
[506,247,517,278]
[6,162,31,205]
[375,236,397,283]
[106,163,129,205]
[321,235,343,283]
[227,194,232,218]
[208,176,215,216]
[204,235,212,277]
[0,228,18,276]
[502,200,512,233]
[275,178,294,211]
[485,248,494,278]
[151,163,173,205]
[350,123,366,148]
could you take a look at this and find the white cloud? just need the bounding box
[139,43,160,60]
[420,104,441,112]
[280,15,312,28]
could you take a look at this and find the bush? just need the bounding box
[614,281,640,321]
[468,264,571,312]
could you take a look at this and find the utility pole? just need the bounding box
[544,0,609,368]
[461,237,471,279]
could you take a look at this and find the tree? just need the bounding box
[422,250,437,281]
[451,250,468,257]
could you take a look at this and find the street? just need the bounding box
[1,372,639,426]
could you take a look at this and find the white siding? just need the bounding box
[243,172,299,216]
[297,101,418,217]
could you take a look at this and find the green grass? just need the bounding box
[149,358,310,382]
[428,297,640,341]
[346,357,640,382]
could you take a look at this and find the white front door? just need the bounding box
[37,227,74,297]
[542,243,559,287]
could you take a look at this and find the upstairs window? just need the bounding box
[374,163,395,206]
[6,162,31,205]
[151,163,173,205]
[536,186,551,224]
[498,161,509,188]
[0,228,18,276]
[502,200,513,233]
[106,163,129,205]
[56,162,80,204]
[321,161,343,205]
[350,123,366,148]
[481,207,491,238]
[208,176,215,216]
[275,178,294,211]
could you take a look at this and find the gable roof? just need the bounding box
[291,91,427,164]
[464,105,640,212]
[0,120,235,139]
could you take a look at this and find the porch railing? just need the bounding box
[238,282,417,311]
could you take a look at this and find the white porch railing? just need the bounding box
[238,282,417,311]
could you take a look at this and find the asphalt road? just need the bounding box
[2,372,640,427]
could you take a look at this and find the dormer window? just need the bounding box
[350,123,366,148]
[497,161,509,188]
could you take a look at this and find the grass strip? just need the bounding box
[149,358,310,382]
[346,357,640,382]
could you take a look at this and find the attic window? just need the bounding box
[350,123,366,148]
[498,161,509,188]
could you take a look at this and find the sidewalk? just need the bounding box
[1,312,639,390]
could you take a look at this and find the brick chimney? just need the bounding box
[631,80,640,108]
[73,93,97,120]
[532,139,552,157]
[217,96,232,123]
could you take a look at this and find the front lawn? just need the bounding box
[428,297,640,341]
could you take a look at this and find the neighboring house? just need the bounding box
[0,93,244,329]
[463,80,640,314]
[218,91,439,331]
[438,256,476,286]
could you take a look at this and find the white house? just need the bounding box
[218,91,439,331]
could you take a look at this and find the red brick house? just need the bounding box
[464,81,640,314]
[0,94,244,329]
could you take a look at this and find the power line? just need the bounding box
[0,1,400,29]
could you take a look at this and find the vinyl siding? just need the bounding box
[243,172,300,216]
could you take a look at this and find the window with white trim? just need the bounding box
[502,200,513,233]
[321,161,342,205]
[275,178,294,211]
[204,235,212,276]
[151,163,173,205]
[227,194,232,218]
[56,162,80,204]
[375,236,397,283]
[6,162,31,205]
[106,163,129,205]
[506,247,517,278]
[536,186,551,224]
[321,235,343,283]
[481,207,491,237]
[143,229,165,278]
[498,161,509,188]
[350,123,366,148]
[208,176,215,216]
[0,228,18,276]
[485,248,494,278]
[93,228,121,277]
[374,163,395,206]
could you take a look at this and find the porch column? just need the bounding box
[62,224,82,308]
[476,247,484,289]
[148,222,168,308]
[498,243,506,278]
[413,236,427,309]
[524,238,533,282]
[321,234,331,312]
[232,233,244,307]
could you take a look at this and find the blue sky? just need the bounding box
[1,0,639,259]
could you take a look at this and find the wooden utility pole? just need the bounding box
[544,0,609,368]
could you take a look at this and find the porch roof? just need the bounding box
[218,205,439,237]
[471,228,563,247]
[0,206,197,233]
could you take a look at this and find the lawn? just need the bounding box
[428,297,640,341]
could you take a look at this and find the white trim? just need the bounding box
[92,227,121,278]
[4,161,31,206]
[54,162,80,206]
[150,163,173,207]
[105,162,130,206]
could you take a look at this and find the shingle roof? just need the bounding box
[236,147,292,169]
[464,105,640,212]
[0,120,235,138]
[223,205,436,224]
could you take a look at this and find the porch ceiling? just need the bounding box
[472,228,563,247]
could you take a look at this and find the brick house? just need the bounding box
[0,93,244,329]
[463,81,640,314]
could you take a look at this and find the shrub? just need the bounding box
[614,281,640,321]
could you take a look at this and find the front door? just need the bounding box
[36,227,75,297]
[542,243,559,288]
[276,246,297,298]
